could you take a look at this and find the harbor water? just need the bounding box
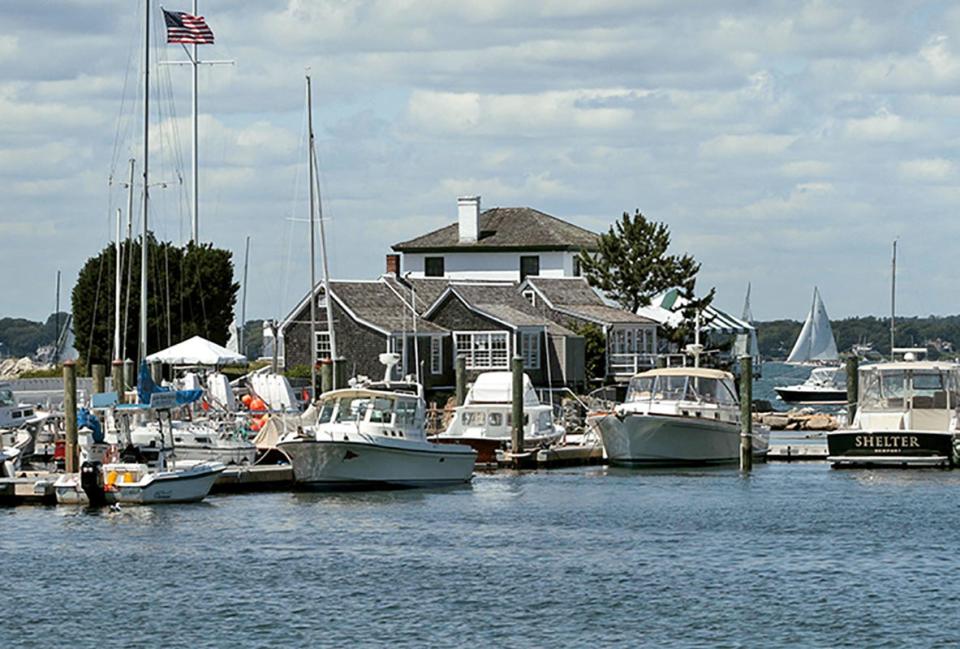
[6,462,960,647]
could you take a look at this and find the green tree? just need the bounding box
[569,321,606,382]
[579,209,714,346]
[71,236,240,367]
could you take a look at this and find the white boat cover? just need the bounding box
[250,372,298,411]
[145,335,247,366]
[206,372,237,412]
[786,287,839,364]
[465,372,540,407]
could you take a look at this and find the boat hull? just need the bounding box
[432,436,503,465]
[173,444,257,466]
[775,386,847,405]
[278,438,475,490]
[54,463,225,505]
[593,413,769,466]
[827,430,954,467]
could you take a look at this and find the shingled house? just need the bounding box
[519,277,659,381]
[391,196,599,281]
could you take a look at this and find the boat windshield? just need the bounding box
[0,388,14,407]
[861,369,955,410]
[316,399,336,424]
[335,396,370,423]
[627,375,737,405]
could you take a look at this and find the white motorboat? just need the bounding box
[278,355,475,490]
[827,360,959,468]
[589,367,769,465]
[130,419,256,466]
[0,383,45,429]
[775,366,847,405]
[436,371,564,463]
[54,391,224,505]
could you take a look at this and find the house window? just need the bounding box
[520,255,540,281]
[430,336,442,374]
[425,256,445,277]
[454,332,509,369]
[521,331,540,369]
[609,327,653,354]
[315,331,331,360]
[522,289,536,306]
[573,257,581,277]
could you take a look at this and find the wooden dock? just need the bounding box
[0,472,57,505]
[766,443,828,461]
[212,463,294,493]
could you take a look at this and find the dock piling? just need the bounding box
[455,356,466,406]
[511,356,524,465]
[846,355,859,424]
[92,363,106,394]
[739,355,753,472]
[111,359,124,398]
[333,357,347,391]
[64,361,78,474]
[123,358,135,393]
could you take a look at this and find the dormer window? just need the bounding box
[522,289,536,306]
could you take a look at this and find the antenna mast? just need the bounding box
[890,240,897,360]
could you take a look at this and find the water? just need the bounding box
[6,463,960,647]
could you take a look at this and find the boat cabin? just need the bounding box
[313,387,427,442]
[0,385,37,428]
[856,362,960,432]
[621,368,740,424]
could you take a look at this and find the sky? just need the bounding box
[2,0,959,324]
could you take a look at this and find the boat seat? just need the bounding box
[909,409,951,432]
[859,412,904,431]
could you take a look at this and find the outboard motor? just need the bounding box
[80,460,107,507]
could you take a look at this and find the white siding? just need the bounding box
[403,250,581,280]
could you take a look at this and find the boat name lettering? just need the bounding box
[854,435,920,449]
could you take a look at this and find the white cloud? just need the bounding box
[699,133,797,158]
[898,158,955,182]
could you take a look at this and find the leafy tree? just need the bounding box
[569,322,606,382]
[0,312,68,357]
[579,209,714,347]
[71,236,239,367]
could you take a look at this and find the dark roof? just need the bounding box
[428,282,576,336]
[392,207,599,252]
[524,277,658,326]
[381,275,451,312]
[330,281,448,334]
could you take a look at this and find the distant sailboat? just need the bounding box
[786,287,839,364]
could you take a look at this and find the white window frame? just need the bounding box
[430,336,443,375]
[454,331,510,370]
[520,330,541,370]
[315,331,332,360]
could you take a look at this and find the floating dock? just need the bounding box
[212,463,294,493]
[0,472,57,505]
[766,443,828,461]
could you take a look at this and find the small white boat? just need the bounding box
[436,371,564,463]
[775,366,847,405]
[54,393,224,505]
[589,367,769,465]
[0,383,44,429]
[828,360,959,467]
[278,355,475,490]
[130,420,256,466]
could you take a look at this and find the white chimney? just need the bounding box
[457,196,480,243]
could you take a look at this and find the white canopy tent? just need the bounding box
[145,335,248,366]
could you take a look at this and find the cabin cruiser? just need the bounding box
[54,391,224,505]
[827,360,960,468]
[775,366,847,405]
[278,354,475,490]
[589,367,769,465]
[0,383,44,429]
[435,371,564,463]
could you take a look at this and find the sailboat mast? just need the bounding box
[306,75,318,394]
[139,0,150,364]
[240,235,250,356]
[114,208,123,360]
[191,0,199,243]
[890,240,897,360]
[122,158,136,358]
[316,151,337,363]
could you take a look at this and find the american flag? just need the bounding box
[162,9,215,45]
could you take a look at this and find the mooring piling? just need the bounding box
[63,360,78,474]
[455,356,466,406]
[92,363,105,394]
[846,354,859,424]
[123,358,135,392]
[511,356,524,461]
[320,359,333,395]
[739,355,753,472]
[111,359,124,398]
[333,357,347,391]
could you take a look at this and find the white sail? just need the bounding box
[786,287,839,364]
[734,283,761,359]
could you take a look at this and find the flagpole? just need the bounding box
[191,0,199,244]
